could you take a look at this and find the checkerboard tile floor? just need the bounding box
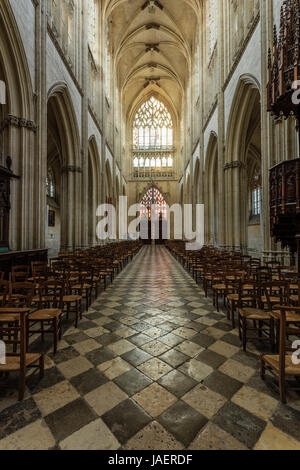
[1,246,300,450]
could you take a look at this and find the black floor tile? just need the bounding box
[102,399,152,444]
[70,368,109,395]
[158,401,208,447]
[158,370,197,398]
[114,369,152,396]
[212,402,266,449]
[203,370,243,399]
[0,398,42,439]
[44,398,97,442]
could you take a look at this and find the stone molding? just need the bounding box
[224,161,246,171]
[61,166,82,174]
[0,114,37,132]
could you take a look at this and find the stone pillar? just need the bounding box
[34,0,47,251]
[217,0,226,249]
[260,0,273,259]
[81,2,89,248]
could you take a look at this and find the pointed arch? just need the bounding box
[140,186,168,220]
[47,83,81,168]
[225,75,262,251]
[0,0,34,120]
[226,74,260,164]
[88,136,101,246]
[205,132,218,246]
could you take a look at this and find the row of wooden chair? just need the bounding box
[0,241,142,400]
[166,242,300,404]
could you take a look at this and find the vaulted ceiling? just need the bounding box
[104,0,200,123]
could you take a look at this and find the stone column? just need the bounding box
[217,0,226,249]
[81,1,89,248]
[260,0,273,260]
[34,0,47,251]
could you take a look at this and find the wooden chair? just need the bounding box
[63,275,82,328]
[11,265,30,282]
[238,282,274,352]
[69,269,92,311]
[0,307,44,400]
[226,275,254,328]
[27,280,64,355]
[7,282,36,308]
[261,306,300,403]
[30,261,49,281]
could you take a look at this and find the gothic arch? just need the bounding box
[225,75,261,250]
[128,91,179,129]
[47,83,81,250]
[47,83,80,168]
[205,132,218,245]
[0,1,36,250]
[0,0,34,120]
[88,136,101,246]
[226,74,261,165]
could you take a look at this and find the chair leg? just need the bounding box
[279,375,287,404]
[26,319,30,353]
[238,312,242,341]
[18,368,26,401]
[270,317,275,352]
[227,301,231,321]
[75,301,79,328]
[41,321,44,343]
[231,302,236,329]
[53,318,58,355]
[39,354,45,379]
[59,315,62,340]
[242,317,247,352]
[260,356,265,380]
[79,299,83,321]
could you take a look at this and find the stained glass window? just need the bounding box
[140,188,168,220]
[46,167,56,199]
[133,97,173,149]
[250,170,261,216]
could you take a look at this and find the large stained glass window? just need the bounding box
[140,188,168,220]
[133,97,173,150]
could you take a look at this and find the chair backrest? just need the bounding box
[31,261,48,277]
[0,280,10,306]
[38,280,64,309]
[263,281,288,311]
[275,306,300,374]
[236,280,257,306]
[9,282,36,308]
[0,308,30,368]
[12,266,30,282]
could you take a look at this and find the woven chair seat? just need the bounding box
[0,354,41,372]
[262,355,300,376]
[29,309,61,321]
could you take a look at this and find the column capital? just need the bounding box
[224,161,246,171]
